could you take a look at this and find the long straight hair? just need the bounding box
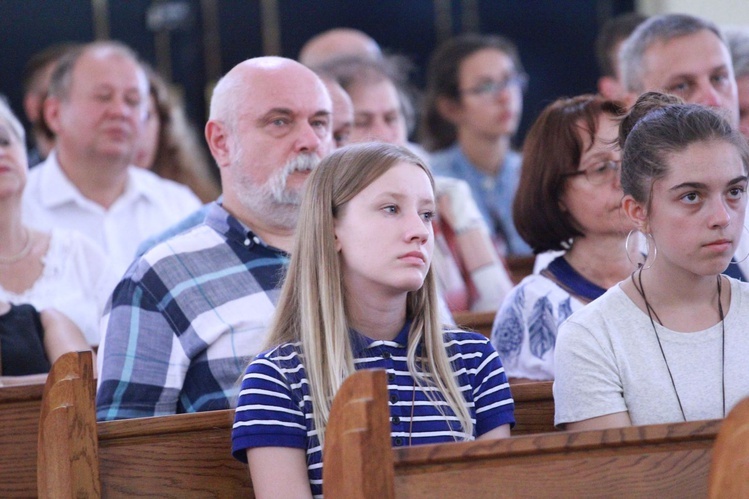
[262,142,474,445]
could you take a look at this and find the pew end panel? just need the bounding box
[37,350,100,498]
[509,380,555,435]
[323,369,395,499]
[708,396,749,498]
[0,383,44,497]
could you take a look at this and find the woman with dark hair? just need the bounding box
[423,33,531,256]
[555,93,749,430]
[491,95,635,381]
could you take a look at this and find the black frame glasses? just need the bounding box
[460,73,529,97]
[561,160,620,186]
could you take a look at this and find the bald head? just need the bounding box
[205,56,333,232]
[210,56,331,129]
[298,28,382,67]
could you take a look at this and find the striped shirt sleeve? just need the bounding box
[232,350,308,462]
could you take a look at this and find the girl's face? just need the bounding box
[0,119,28,198]
[559,114,630,238]
[449,48,523,140]
[348,79,408,147]
[334,161,435,299]
[641,139,747,277]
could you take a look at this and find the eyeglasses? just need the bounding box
[562,160,620,186]
[461,73,529,97]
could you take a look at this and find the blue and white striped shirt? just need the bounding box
[232,322,515,498]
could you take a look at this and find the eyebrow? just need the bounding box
[669,175,748,191]
[256,108,331,124]
[256,108,294,125]
[376,191,435,204]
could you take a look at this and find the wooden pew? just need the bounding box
[0,382,44,497]
[323,369,722,499]
[708,396,749,497]
[510,380,555,435]
[37,351,253,498]
[453,310,495,339]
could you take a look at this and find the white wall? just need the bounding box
[637,0,749,27]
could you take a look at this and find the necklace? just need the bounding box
[0,228,32,265]
[631,270,726,420]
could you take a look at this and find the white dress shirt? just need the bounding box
[22,151,202,278]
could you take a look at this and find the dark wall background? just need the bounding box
[0,0,635,150]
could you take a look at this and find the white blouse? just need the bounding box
[0,229,117,345]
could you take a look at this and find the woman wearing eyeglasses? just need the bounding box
[490,95,638,381]
[423,34,531,257]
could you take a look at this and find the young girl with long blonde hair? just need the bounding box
[232,142,514,498]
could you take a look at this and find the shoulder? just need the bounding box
[140,222,226,266]
[442,329,497,357]
[497,274,575,316]
[245,343,306,382]
[128,167,202,208]
[564,284,627,324]
[504,150,523,170]
[428,145,460,174]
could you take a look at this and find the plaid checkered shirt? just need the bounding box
[96,202,289,421]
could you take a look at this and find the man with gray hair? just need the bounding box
[726,28,749,138]
[96,56,333,420]
[619,13,739,127]
[22,41,201,277]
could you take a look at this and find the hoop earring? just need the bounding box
[734,225,749,264]
[642,232,657,270]
[625,230,657,270]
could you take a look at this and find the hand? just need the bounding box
[434,176,487,234]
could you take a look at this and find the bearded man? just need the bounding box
[96,57,333,420]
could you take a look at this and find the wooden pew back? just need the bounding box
[37,351,253,498]
[709,397,749,497]
[453,310,494,339]
[324,369,721,499]
[510,380,554,435]
[0,382,44,497]
[97,409,251,497]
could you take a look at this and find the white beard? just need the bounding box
[233,152,320,230]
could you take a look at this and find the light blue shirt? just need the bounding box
[430,145,531,256]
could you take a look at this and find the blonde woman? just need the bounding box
[231,143,514,498]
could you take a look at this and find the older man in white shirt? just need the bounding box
[23,41,201,277]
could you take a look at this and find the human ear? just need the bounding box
[204,120,232,169]
[622,195,649,232]
[43,97,62,135]
[597,76,624,101]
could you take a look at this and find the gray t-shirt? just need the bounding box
[554,278,749,426]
